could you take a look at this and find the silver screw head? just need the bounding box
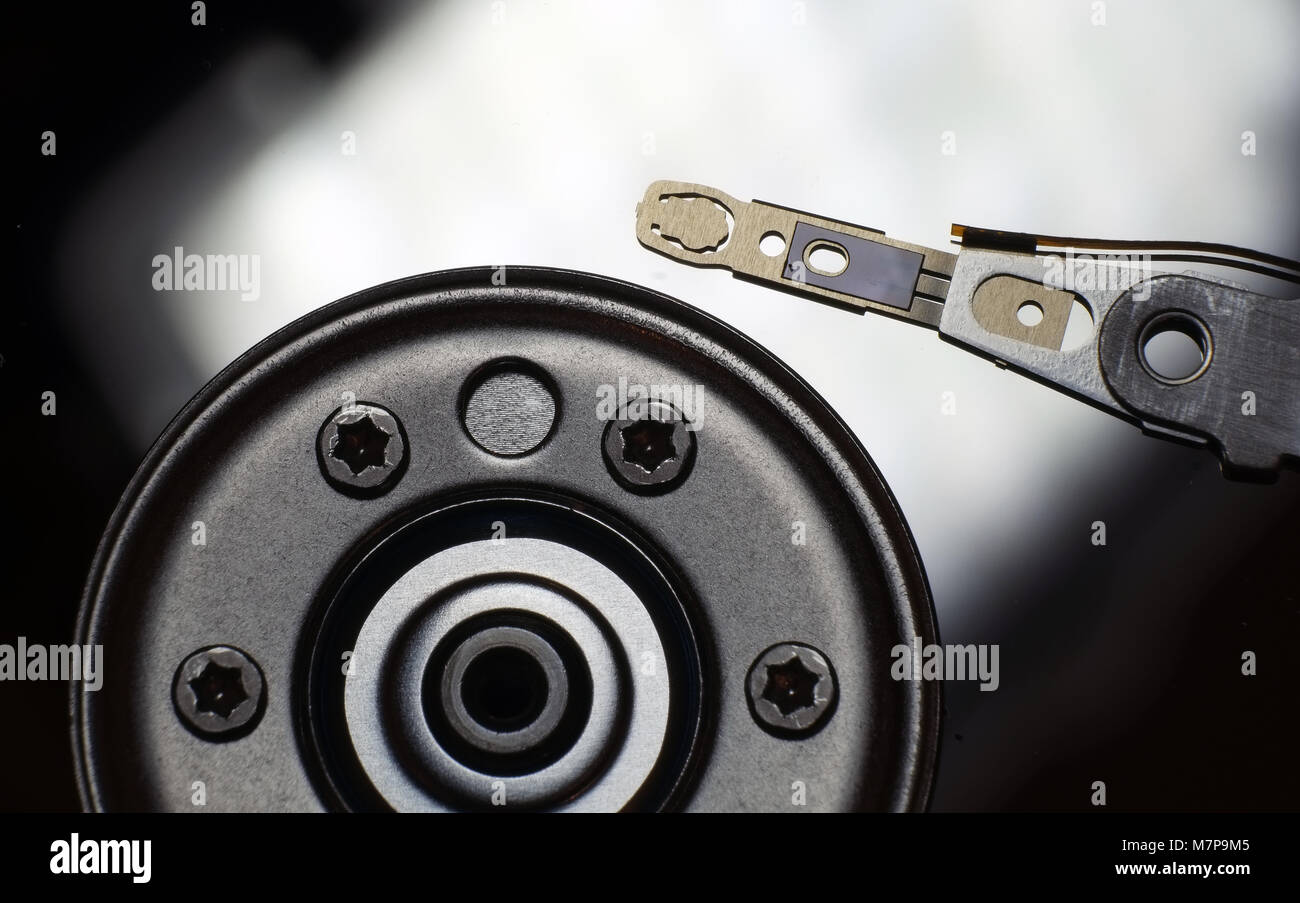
[601,399,697,493]
[172,645,266,741]
[746,643,837,736]
[317,402,408,496]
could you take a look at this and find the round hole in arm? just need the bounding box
[805,240,849,276]
[1016,301,1044,327]
[1138,312,1212,383]
[758,231,786,257]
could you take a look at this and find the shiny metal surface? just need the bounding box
[75,269,939,811]
[344,539,666,811]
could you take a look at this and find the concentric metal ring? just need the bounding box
[343,538,670,811]
[435,624,573,758]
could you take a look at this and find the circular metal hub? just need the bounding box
[74,267,940,812]
[325,511,687,811]
[434,623,575,759]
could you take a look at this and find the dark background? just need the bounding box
[4,0,386,812]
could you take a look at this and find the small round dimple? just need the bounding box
[462,365,557,456]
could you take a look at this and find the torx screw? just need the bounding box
[746,643,837,737]
[317,402,408,496]
[173,645,266,741]
[601,399,696,493]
